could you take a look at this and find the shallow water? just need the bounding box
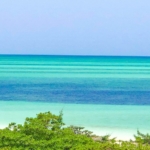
[0,101,150,140]
[0,55,150,140]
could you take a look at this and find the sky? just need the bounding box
[0,0,150,56]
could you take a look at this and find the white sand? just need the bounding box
[87,127,135,141]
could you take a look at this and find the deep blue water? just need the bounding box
[0,55,150,105]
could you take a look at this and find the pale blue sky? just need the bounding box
[0,0,150,56]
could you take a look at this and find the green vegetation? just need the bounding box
[0,111,150,150]
[134,130,150,144]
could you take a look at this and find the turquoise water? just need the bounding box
[0,55,150,139]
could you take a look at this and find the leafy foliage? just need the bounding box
[0,112,150,150]
[134,130,150,144]
[0,112,99,150]
[69,125,95,137]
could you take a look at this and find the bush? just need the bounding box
[134,130,150,144]
[0,111,150,150]
[0,112,99,150]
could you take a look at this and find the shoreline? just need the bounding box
[87,127,135,141]
[1,101,150,141]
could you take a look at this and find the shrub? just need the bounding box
[0,112,150,150]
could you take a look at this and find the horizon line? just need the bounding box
[0,54,150,57]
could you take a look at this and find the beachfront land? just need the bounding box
[0,112,150,150]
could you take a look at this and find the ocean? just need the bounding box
[0,55,150,140]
